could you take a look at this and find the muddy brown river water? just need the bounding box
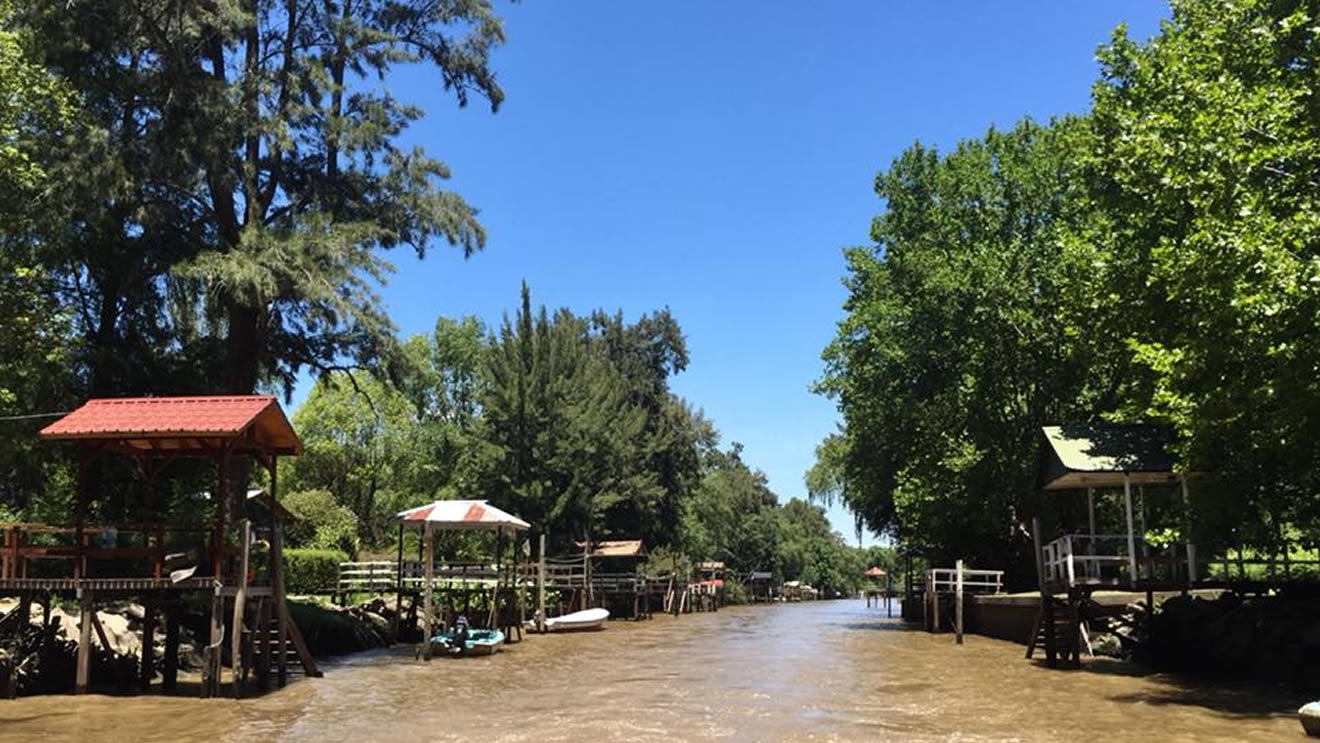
[0,599,1305,741]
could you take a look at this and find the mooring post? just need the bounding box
[955,560,965,645]
[886,571,893,618]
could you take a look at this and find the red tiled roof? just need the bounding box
[40,396,302,455]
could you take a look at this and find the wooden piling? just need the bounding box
[163,606,180,692]
[232,519,250,698]
[75,590,93,694]
[203,588,223,698]
[140,596,156,691]
[421,522,434,660]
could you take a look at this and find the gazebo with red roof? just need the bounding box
[22,395,318,698]
[394,499,531,660]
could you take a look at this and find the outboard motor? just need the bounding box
[451,614,470,655]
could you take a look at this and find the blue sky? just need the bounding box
[297,2,1168,544]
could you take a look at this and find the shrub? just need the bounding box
[282,489,359,556]
[723,580,748,605]
[284,548,348,594]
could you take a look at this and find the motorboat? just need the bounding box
[541,607,609,632]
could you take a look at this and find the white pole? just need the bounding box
[955,560,964,645]
[1123,474,1138,586]
[1181,475,1197,582]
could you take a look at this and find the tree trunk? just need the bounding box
[224,301,260,395]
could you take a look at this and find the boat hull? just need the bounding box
[430,628,505,657]
[544,607,610,632]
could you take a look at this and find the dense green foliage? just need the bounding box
[0,0,504,416]
[283,490,361,556]
[0,0,507,517]
[281,284,865,595]
[816,0,1320,573]
[284,548,350,595]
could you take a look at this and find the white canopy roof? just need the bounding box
[396,499,530,531]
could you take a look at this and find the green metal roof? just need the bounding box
[1039,424,1179,490]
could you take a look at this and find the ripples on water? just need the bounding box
[0,600,1303,742]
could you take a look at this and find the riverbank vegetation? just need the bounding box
[0,1,871,600]
[812,0,1320,579]
[282,283,875,596]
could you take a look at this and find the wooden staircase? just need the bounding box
[1025,591,1093,667]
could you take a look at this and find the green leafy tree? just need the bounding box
[817,118,1108,572]
[1088,0,1320,550]
[462,284,650,551]
[286,373,431,545]
[0,1,80,509]
[283,488,360,556]
[19,0,506,398]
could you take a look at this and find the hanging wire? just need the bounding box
[0,411,69,421]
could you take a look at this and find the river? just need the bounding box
[0,600,1304,741]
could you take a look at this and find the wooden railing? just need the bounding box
[924,567,1004,595]
[1043,533,1207,587]
[336,560,531,593]
[0,522,215,586]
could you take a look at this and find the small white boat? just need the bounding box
[541,607,610,632]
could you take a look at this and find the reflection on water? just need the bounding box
[0,600,1302,742]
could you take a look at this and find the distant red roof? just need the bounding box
[575,539,646,558]
[41,396,302,455]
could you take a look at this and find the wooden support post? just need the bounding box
[163,606,180,692]
[1181,475,1197,583]
[422,522,434,660]
[537,533,547,633]
[75,590,93,694]
[1123,473,1138,586]
[212,449,228,586]
[955,560,964,645]
[74,452,88,581]
[393,522,404,640]
[1043,590,1057,667]
[274,599,321,678]
[255,598,271,690]
[1138,485,1148,579]
[232,519,250,699]
[583,536,593,610]
[269,456,288,688]
[140,596,156,691]
[203,588,223,698]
